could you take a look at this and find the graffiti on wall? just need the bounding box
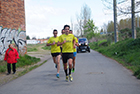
[0,26,27,60]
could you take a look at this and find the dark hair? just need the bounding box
[53,29,57,33]
[69,30,72,32]
[61,29,64,32]
[63,25,70,29]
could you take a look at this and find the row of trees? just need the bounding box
[73,0,140,43]
[101,16,140,33]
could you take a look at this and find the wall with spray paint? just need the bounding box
[0,0,26,60]
[0,26,27,60]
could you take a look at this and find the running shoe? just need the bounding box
[66,76,69,82]
[55,64,57,68]
[56,73,59,78]
[72,68,75,73]
[69,74,73,82]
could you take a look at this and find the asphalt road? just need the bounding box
[0,50,140,94]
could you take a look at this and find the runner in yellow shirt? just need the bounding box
[46,29,61,78]
[57,25,75,82]
[69,30,79,73]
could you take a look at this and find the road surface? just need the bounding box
[0,50,140,94]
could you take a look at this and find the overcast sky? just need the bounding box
[25,0,114,39]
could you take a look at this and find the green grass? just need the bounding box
[17,60,47,77]
[0,61,7,72]
[17,54,40,67]
[90,38,140,79]
[0,54,40,73]
[27,48,38,52]
[42,46,51,50]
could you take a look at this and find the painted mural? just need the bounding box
[0,26,27,60]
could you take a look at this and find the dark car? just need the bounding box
[77,38,90,53]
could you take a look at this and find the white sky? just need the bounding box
[25,0,115,39]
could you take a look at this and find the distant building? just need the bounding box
[27,40,39,44]
[27,39,48,44]
[38,39,48,44]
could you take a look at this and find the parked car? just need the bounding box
[77,38,90,53]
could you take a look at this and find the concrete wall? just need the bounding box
[0,0,26,60]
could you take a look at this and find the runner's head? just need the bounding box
[53,29,58,37]
[61,29,65,34]
[69,30,73,34]
[63,25,70,35]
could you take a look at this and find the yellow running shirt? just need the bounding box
[47,36,60,53]
[73,37,78,52]
[58,34,75,53]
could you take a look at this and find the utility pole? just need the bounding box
[113,0,118,43]
[131,0,136,39]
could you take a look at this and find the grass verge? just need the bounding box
[17,60,47,77]
[89,38,140,79]
[0,54,40,73]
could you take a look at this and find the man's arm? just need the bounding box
[57,40,66,46]
[46,41,55,46]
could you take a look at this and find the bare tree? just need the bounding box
[102,23,108,34]
[102,0,140,39]
[76,4,91,37]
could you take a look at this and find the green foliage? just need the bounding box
[119,28,132,40]
[0,66,6,72]
[83,19,98,40]
[0,61,7,72]
[107,21,114,32]
[90,38,140,79]
[26,35,30,40]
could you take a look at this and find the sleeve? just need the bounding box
[4,50,8,61]
[73,35,75,40]
[75,37,78,43]
[47,38,51,44]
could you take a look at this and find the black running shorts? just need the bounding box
[51,53,61,57]
[62,53,73,63]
